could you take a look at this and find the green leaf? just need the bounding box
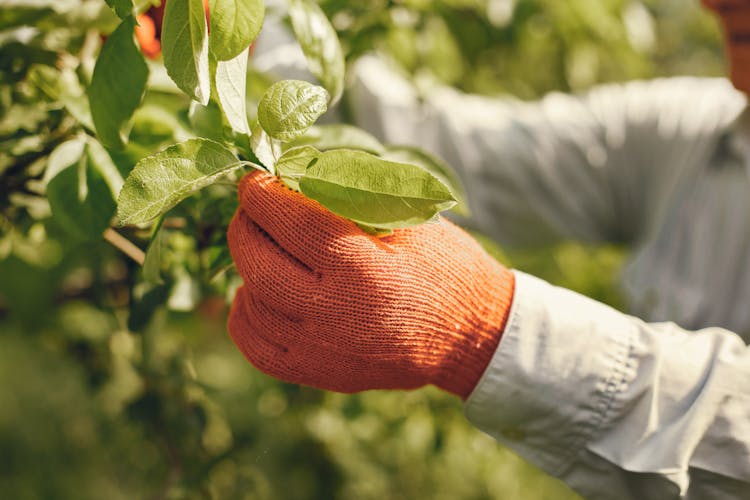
[142,221,165,284]
[42,136,86,185]
[249,123,280,174]
[215,47,250,135]
[356,223,393,236]
[29,65,94,130]
[257,80,328,142]
[117,139,241,225]
[47,147,117,241]
[383,146,470,217]
[89,16,149,149]
[58,69,95,131]
[299,149,456,229]
[208,0,264,61]
[229,129,256,162]
[276,146,319,191]
[286,124,385,155]
[135,92,195,139]
[188,100,225,141]
[161,0,211,105]
[288,0,345,105]
[207,244,235,280]
[128,280,171,332]
[86,137,125,199]
[105,0,133,19]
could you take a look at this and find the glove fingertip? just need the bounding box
[238,170,308,212]
[238,170,269,203]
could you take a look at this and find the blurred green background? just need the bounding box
[0,1,724,498]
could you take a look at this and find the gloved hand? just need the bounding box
[227,171,515,399]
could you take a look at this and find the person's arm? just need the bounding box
[226,173,750,500]
[349,56,746,247]
[466,271,750,499]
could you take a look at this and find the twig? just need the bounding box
[103,228,145,265]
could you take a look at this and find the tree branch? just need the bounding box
[103,228,145,265]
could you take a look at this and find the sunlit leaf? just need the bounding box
[250,123,280,173]
[276,145,319,191]
[208,0,264,61]
[257,80,328,142]
[383,146,470,216]
[287,0,345,105]
[117,139,241,225]
[161,0,211,104]
[215,47,250,135]
[42,136,86,185]
[286,124,384,155]
[299,149,456,229]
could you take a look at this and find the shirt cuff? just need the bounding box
[464,271,635,477]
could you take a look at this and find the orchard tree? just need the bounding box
[0,0,720,498]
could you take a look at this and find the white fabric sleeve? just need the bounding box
[464,271,750,500]
[349,56,745,248]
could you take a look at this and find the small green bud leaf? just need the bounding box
[257,80,328,142]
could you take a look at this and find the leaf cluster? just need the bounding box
[116,0,467,240]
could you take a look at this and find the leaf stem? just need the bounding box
[103,228,146,265]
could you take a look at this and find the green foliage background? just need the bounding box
[0,1,723,498]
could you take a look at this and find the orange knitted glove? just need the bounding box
[227,171,515,399]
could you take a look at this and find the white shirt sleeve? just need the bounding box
[464,271,750,499]
[349,56,745,248]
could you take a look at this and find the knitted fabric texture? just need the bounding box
[227,171,515,399]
